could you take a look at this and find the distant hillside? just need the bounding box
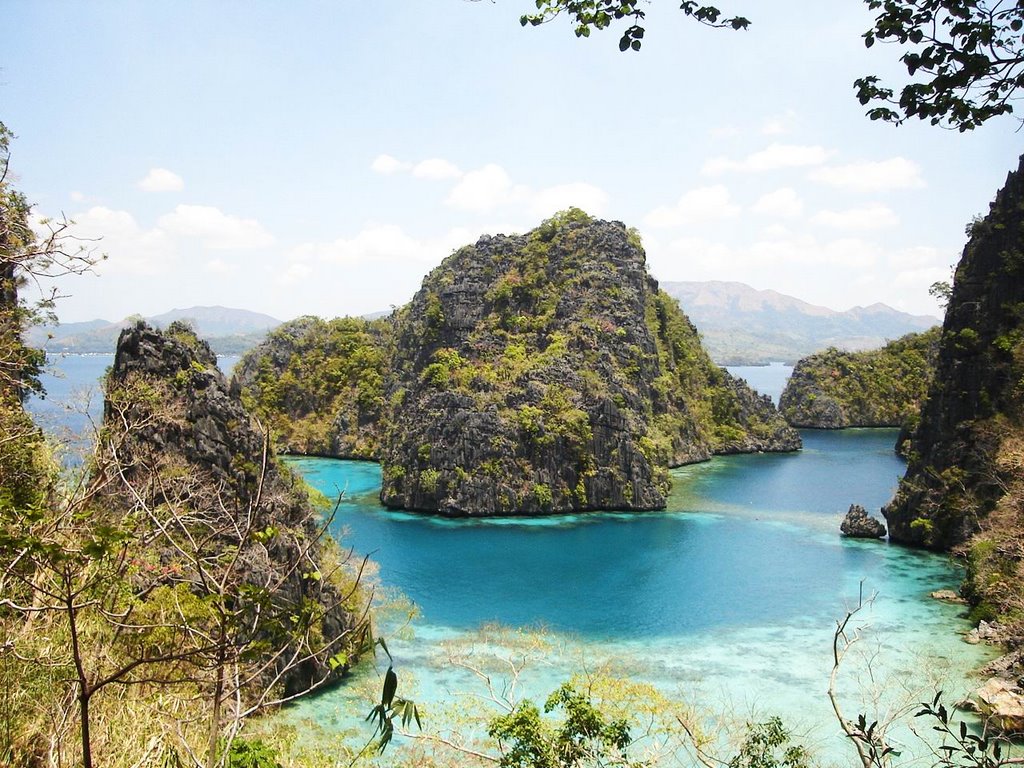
[28,306,282,355]
[661,281,940,364]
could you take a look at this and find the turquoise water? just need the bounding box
[289,432,911,638]
[282,431,994,763]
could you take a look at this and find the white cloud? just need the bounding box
[812,203,899,231]
[70,191,85,202]
[370,154,411,174]
[281,262,313,286]
[157,204,274,250]
[709,124,742,139]
[760,110,798,136]
[137,167,184,192]
[445,164,528,213]
[662,233,878,271]
[761,224,792,239]
[809,157,925,191]
[643,185,740,228]
[889,245,945,269]
[203,258,236,274]
[287,224,472,268]
[702,144,833,175]
[412,158,463,180]
[751,187,803,218]
[530,182,609,218]
[68,206,174,275]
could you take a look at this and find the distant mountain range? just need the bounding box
[28,306,283,355]
[661,281,940,365]
[29,283,941,363]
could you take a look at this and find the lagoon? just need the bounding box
[282,429,991,762]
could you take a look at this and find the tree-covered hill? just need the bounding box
[238,209,799,516]
[234,315,390,458]
[778,328,940,429]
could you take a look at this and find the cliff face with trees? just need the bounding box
[1,317,375,767]
[100,321,369,696]
[238,210,799,517]
[778,328,939,429]
[234,315,389,459]
[884,157,1024,568]
[377,210,798,515]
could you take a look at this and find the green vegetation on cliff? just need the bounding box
[778,328,939,429]
[1,319,376,767]
[238,210,798,516]
[236,315,390,458]
[377,209,799,515]
[882,156,1024,642]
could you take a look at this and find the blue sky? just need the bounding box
[3,0,1021,323]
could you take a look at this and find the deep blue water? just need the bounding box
[283,434,990,755]
[285,430,925,639]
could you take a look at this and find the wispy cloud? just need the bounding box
[137,167,184,192]
[812,203,899,230]
[751,187,803,218]
[157,205,274,250]
[412,158,462,180]
[702,144,833,175]
[643,185,741,228]
[370,154,411,174]
[809,157,925,191]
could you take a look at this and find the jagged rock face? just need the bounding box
[840,504,887,539]
[884,156,1024,550]
[378,211,799,516]
[232,316,388,459]
[101,321,364,697]
[778,329,939,429]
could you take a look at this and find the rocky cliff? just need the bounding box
[378,210,799,515]
[234,315,389,458]
[99,321,368,697]
[883,156,1024,555]
[778,328,939,429]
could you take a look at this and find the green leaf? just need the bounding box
[381,666,398,708]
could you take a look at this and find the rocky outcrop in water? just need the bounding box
[377,210,799,515]
[778,328,939,429]
[840,504,886,539]
[883,157,1024,552]
[99,321,367,697]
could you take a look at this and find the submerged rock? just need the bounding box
[839,504,887,539]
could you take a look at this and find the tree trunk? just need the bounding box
[79,690,93,768]
[206,620,227,768]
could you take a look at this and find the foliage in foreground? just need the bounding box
[513,0,1024,132]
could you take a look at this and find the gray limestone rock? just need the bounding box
[840,504,887,539]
